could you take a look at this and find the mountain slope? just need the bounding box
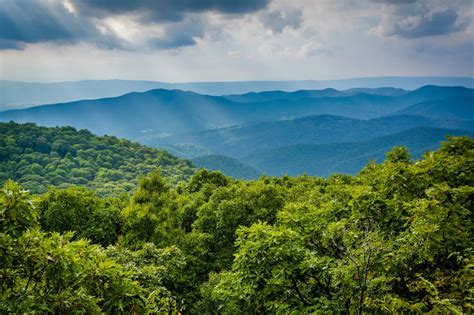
[394,97,474,120]
[242,127,473,177]
[0,89,407,139]
[401,85,474,104]
[0,89,242,138]
[149,115,474,158]
[0,122,194,195]
[191,155,261,179]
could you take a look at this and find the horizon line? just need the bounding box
[2,75,474,85]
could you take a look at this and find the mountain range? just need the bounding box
[2,76,473,110]
[1,85,472,140]
[0,82,472,178]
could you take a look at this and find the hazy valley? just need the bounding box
[2,82,472,178]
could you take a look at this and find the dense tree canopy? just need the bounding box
[0,122,194,195]
[1,134,472,314]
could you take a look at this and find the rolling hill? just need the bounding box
[149,115,474,158]
[242,127,473,177]
[0,122,195,195]
[394,97,474,120]
[0,89,242,139]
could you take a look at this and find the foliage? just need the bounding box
[37,186,124,246]
[211,137,474,313]
[0,180,38,238]
[0,136,473,314]
[107,244,189,314]
[0,122,194,195]
[0,184,144,314]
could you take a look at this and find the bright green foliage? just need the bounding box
[211,137,474,314]
[192,179,286,270]
[121,171,184,248]
[1,231,145,314]
[0,183,144,314]
[0,122,194,195]
[0,180,38,238]
[1,136,472,314]
[107,243,189,314]
[37,187,124,246]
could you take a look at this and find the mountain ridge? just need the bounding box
[2,76,473,110]
[148,114,474,158]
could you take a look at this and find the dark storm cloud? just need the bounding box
[395,8,463,38]
[0,0,98,49]
[0,0,270,50]
[147,17,206,49]
[76,0,271,22]
[376,2,468,38]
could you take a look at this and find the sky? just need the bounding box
[0,0,473,82]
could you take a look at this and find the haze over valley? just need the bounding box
[1,82,473,178]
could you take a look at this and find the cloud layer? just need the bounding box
[0,0,472,81]
[374,2,468,38]
[78,0,270,22]
[1,0,471,50]
[0,0,271,50]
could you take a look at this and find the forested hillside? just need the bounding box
[242,127,474,176]
[1,136,472,313]
[151,114,474,158]
[0,122,194,195]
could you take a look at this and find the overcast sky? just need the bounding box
[0,0,472,82]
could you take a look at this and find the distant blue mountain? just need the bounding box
[1,76,472,110]
[0,89,240,138]
[224,85,474,104]
[394,96,474,120]
[1,85,472,140]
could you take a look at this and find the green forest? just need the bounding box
[1,123,472,313]
[0,122,194,195]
